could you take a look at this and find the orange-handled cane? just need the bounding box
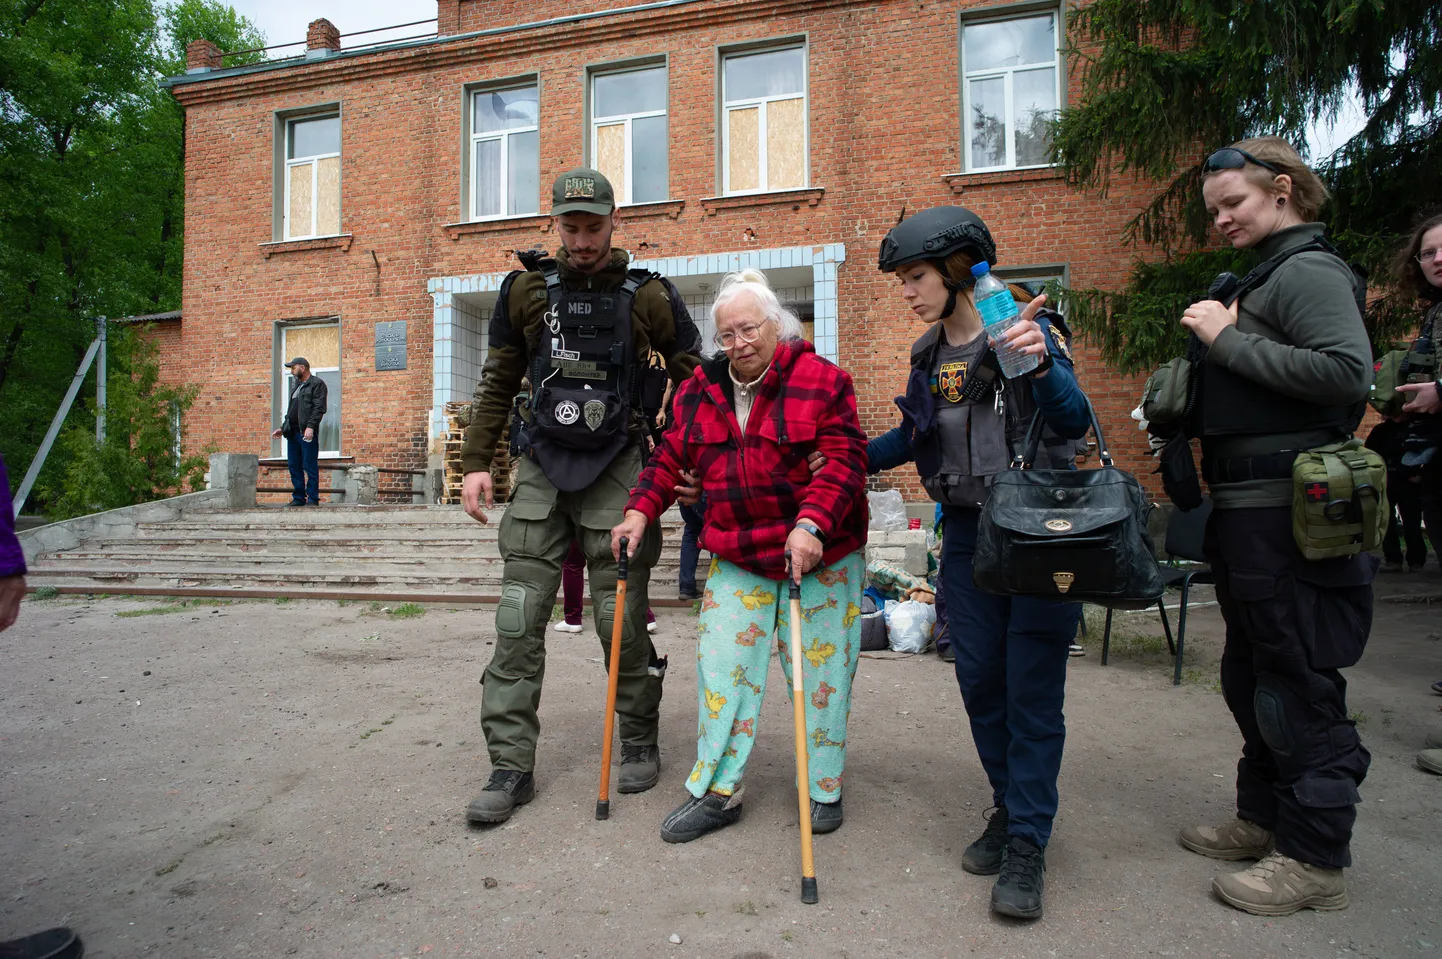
[785,551,819,904]
[596,536,628,820]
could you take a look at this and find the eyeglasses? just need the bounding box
[1417,248,1441,264]
[1201,147,1282,175]
[714,322,765,351]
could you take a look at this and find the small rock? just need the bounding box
[669,934,682,945]
[483,877,498,889]
[143,670,151,676]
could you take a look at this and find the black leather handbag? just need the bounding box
[973,403,1165,610]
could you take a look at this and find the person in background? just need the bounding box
[1363,416,1430,572]
[552,540,657,634]
[677,496,707,601]
[1,457,84,957]
[270,357,327,506]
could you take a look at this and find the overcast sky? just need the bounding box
[227,0,438,53]
[224,0,1365,160]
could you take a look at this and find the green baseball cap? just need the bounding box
[551,167,615,216]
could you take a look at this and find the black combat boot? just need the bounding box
[991,836,1046,919]
[618,744,661,793]
[465,770,534,824]
[961,805,1009,875]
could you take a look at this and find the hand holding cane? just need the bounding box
[596,535,629,820]
[785,550,820,904]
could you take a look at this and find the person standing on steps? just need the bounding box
[459,168,701,824]
[270,357,327,506]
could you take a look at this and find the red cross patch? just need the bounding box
[1304,481,1329,502]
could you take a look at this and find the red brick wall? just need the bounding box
[173,0,1167,497]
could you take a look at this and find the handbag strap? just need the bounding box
[1013,398,1111,470]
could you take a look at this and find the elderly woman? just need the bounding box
[611,269,868,844]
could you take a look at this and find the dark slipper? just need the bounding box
[1431,679,1442,695]
[660,791,742,843]
[0,927,83,959]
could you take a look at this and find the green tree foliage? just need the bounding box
[40,326,208,520]
[0,0,263,509]
[1053,0,1442,374]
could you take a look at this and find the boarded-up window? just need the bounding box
[280,323,342,455]
[591,65,668,205]
[722,46,807,195]
[285,114,340,239]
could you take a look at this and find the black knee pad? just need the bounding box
[1254,682,1295,757]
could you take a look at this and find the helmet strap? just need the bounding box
[940,282,959,320]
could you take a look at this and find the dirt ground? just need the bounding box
[2,576,1440,959]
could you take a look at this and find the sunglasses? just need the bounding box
[1201,147,1282,175]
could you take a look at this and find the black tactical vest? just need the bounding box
[523,265,651,492]
[1198,237,1367,439]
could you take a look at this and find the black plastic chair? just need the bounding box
[1102,496,1215,685]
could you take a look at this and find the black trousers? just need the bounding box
[1382,471,1431,567]
[1204,506,1374,869]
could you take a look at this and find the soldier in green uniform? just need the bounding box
[460,168,701,823]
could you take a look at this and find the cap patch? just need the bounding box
[564,176,597,200]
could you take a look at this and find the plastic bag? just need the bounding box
[868,489,908,531]
[885,600,936,653]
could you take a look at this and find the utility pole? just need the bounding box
[95,315,107,443]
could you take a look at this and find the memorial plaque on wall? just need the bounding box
[375,321,406,371]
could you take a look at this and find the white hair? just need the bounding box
[711,268,804,341]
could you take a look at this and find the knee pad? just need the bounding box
[495,582,533,639]
[1254,683,1295,757]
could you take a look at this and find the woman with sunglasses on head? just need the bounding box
[1176,137,1375,917]
[866,206,1091,920]
[611,269,869,844]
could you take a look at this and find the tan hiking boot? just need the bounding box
[1179,818,1275,860]
[1212,852,1348,916]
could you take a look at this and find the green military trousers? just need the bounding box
[481,444,663,772]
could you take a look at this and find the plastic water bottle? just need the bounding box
[972,262,1039,378]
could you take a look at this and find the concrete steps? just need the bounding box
[28,503,707,601]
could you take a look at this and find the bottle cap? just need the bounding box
[970,262,991,279]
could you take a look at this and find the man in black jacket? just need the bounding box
[271,357,328,505]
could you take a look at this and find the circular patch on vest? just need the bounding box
[1044,518,1073,532]
[555,400,581,425]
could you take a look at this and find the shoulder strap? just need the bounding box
[622,267,653,298]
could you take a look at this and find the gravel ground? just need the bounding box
[1,579,1439,958]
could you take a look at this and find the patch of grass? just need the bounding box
[358,727,383,740]
[733,900,758,916]
[337,598,352,607]
[29,586,60,600]
[367,601,385,612]
[1076,604,1171,659]
[388,602,425,618]
[274,597,292,606]
[781,930,794,942]
[1349,710,1370,725]
[115,598,231,618]
[359,633,381,642]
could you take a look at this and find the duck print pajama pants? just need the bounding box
[687,551,863,802]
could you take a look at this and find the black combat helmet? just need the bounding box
[877,206,997,273]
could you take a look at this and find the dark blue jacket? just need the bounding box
[867,315,1090,477]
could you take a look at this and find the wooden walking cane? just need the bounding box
[785,551,820,904]
[596,535,629,820]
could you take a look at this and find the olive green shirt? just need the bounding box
[460,247,701,474]
[1203,223,1372,509]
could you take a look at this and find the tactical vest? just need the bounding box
[907,315,1078,506]
[1198,236,1368,439]
[522,264,651,492]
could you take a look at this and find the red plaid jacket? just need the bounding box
[627,339,869,579]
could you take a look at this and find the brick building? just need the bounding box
[166,0,1163,498]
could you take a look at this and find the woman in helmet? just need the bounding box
[870,205,1091,920]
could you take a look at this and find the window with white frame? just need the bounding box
[470,84,540,220]
[284,114,341,239]
[961,12,1060,172]
[591,65,668,205]
[721,45,808,195]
